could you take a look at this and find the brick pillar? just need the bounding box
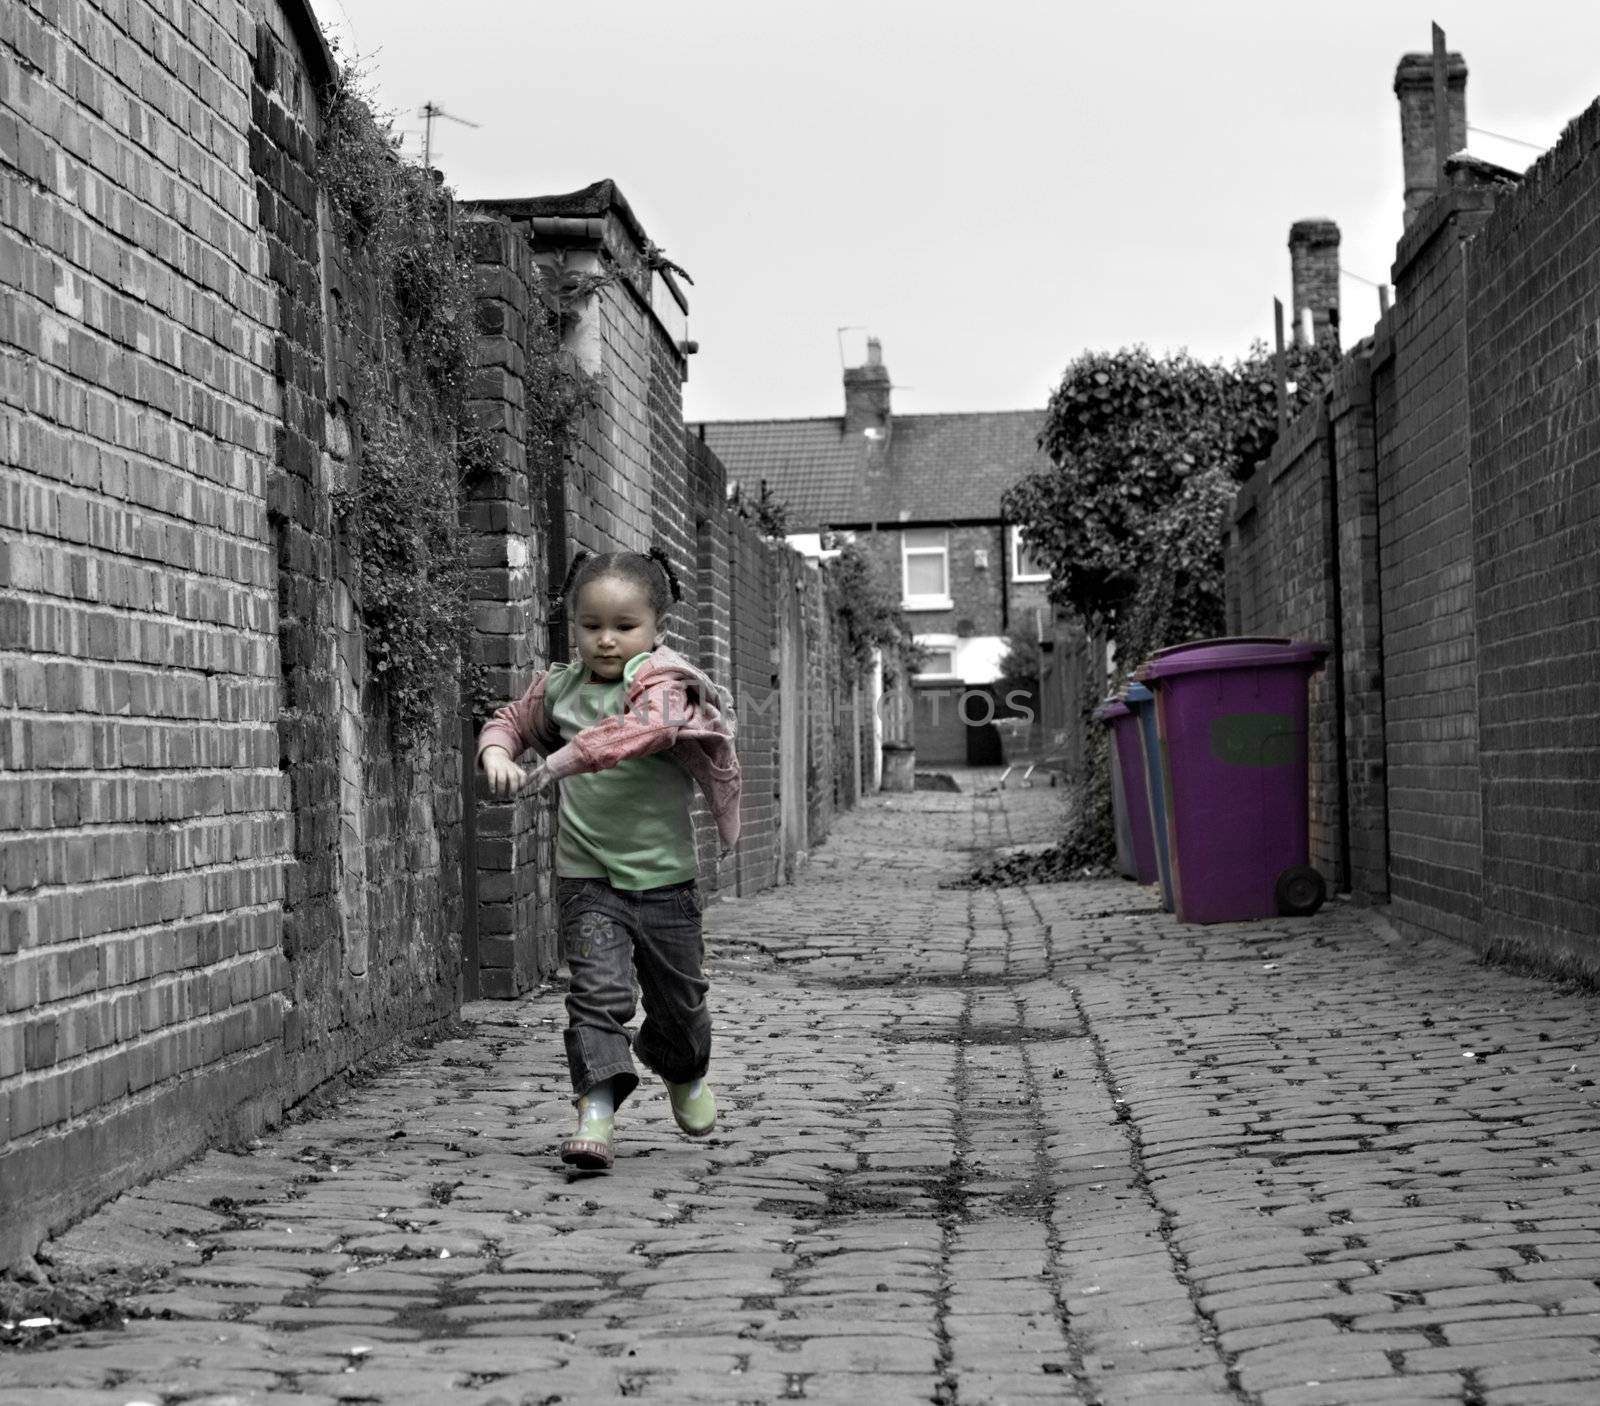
[1395,51,1468,229]
[464,216,555,997]
[1289,219,1341,350]
[1329,352,1389,903]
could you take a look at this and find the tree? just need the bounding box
[1004,341,1337,667]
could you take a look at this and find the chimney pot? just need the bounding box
[1395,51,1468,228]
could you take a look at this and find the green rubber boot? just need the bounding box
[666,1077,716,1137]
[560,1083,615,1170]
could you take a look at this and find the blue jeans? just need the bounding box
[556,875,711,1107]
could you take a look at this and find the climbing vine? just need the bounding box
[317,65,588,746]
[822,540,925,687]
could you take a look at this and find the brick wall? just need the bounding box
[1465,101,1600,977]
[0,0,286,1265]
[729,520,779,895]
[462,217,555,996]
[1328,351,1389,902]
[258,0,464,1104]
[1225,132,1600,975]
[1228,404,1344,887]
[685,431,736,893]
[1377,182,1497,947]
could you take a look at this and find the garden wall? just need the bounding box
[1230,119,1600,977]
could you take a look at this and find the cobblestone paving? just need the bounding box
[6,783,1600,1404]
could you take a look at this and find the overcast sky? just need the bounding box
[307,1,1600,424]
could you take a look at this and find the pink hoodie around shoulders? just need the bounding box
[476,646,743,853]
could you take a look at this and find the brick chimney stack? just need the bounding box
[844,336,891,437]
[1395,51,1468,228]
[1288,219,1341,349]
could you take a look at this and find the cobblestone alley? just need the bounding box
[6,783,1600,1406]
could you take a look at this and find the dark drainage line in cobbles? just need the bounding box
[1016,1030,1098,1404]
[1020,884,1258,1405]
[984,877,1098,1404]
[928,913,976,1406]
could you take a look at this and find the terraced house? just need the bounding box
[697,339,1057,767]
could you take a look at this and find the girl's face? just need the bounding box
[573,575,661,682]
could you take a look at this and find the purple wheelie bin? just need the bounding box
[1094,697,1138,880]
[1094,696,1159,886]
[1136,637,1329,924]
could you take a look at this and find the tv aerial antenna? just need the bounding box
[420,101,481,169]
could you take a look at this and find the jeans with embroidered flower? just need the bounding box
[556,875,711,1108]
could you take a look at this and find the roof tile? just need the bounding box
[697,409,1049,528]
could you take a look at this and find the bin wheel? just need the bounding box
[1275,865,1326,917]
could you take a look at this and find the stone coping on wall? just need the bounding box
[1327,347,1373,420]
[1390,175,1507,291]
[468,181,692,365]
[1267,401,1329,487]
[1468,97,1600,263]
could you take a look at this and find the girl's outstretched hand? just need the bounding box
[480,745,526,800]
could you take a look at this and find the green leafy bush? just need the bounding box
[994,338,1337,878]
[1006,340,1338,664]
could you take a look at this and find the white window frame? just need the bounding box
[914,634,960,682]
[901,528,952,610]
[1011,525,1050,583]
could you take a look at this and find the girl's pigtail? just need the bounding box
[646,545,683,603]
[558,549,593,601]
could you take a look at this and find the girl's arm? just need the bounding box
[476,668,562,767]
[542,676,709,780]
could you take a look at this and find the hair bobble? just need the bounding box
[557,549,593,601]
[646,545,683,603]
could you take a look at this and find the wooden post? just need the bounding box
[1432,23,1450,185]
[1273,297,1289,438]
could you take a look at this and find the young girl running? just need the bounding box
[476,547,741,1171]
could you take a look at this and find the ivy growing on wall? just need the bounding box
[822,540,925,688]
[318,65,588,746]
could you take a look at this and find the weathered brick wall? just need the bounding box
[1328,349,1389,903]
[0,0,480,1268]
[1465,102,1600,977]
[560,258,653,559]
[1226,407,1344,887]
[462,218,555,995]
[1377,183,1498,947]
[0,0,286,1265]
[804,566,845,825]
[772,547,811,877]
[256,0,463,1104]
[686,431,736,893]
[729,521,779,894]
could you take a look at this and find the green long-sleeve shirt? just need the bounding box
[545,654,697,891]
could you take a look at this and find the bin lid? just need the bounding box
[1136,637,1329,682]
[1094,698,1130,721]
[1148,635,1293,658]
[1121,680,1154,705]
